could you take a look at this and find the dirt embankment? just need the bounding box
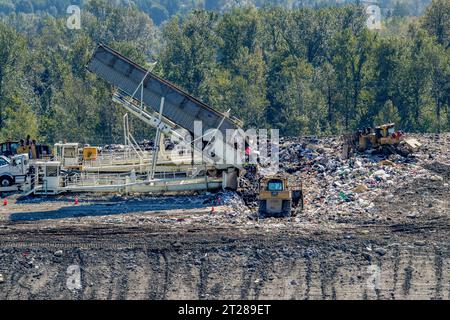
[0,226,448,300]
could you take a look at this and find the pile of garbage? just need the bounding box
[236,133,450,221]
[219,191,253,217]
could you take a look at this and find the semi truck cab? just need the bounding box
[0,154,30,187]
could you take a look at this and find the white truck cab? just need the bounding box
[0,154,30,187]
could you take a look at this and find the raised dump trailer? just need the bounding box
[87,44,244,169]
[3,46,248,197]
[87,44,241,138]
[15,43,244,196]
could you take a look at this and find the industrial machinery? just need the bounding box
[0,141,52,159]
[83,147,98,161]
[345,123,421,157]
[0,44,249,197]
[258,175,303,218]
[0,154,31,192]
[33,161,63,195]
[54,143,81,169]
[87,44,244,188]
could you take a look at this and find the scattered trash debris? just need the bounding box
[54,250,63,257]
[232,133,449,225]
[375,247,387,256]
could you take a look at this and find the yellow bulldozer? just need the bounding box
[344,123,421,157]
[258,175,303,218]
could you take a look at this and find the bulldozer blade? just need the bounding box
[403,138,422,150]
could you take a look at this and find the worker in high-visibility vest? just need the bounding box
[30,140,37,159]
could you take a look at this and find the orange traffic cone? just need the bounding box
[3,198,8,206]
[74,196,79,205]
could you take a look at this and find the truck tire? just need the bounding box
[0,176,14,187]
[281,200,292,217]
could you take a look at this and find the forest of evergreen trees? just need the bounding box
[0,0,435,24]
[0,0,448,144]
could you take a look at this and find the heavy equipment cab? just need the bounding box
[0,141,52,159]
[0,141,20,158]
[54,143,82,169]
[258,175,303,218]
[267,179,284,191]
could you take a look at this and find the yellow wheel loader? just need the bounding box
[258,175,303,218]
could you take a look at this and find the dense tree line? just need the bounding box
[156,2,449,136]
[0,0,435,24]
[0,0,448,144]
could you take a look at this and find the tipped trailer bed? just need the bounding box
[87,44,244,175]
[87,44,242,137]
